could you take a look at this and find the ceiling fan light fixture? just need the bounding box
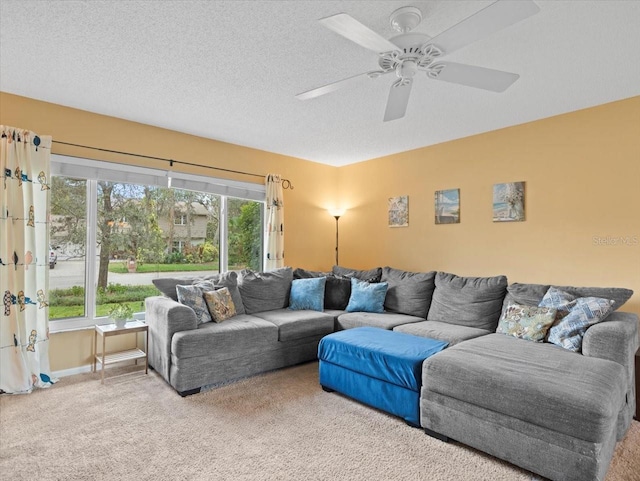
[390,6,423,33]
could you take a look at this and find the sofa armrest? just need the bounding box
[145,296,197,385]
[582,311,639,385]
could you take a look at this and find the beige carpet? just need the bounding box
[1,362,639,481]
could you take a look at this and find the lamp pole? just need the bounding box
[334,215,341,266]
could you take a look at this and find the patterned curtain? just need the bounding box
[0,126,56,394]
[264,174,284,270]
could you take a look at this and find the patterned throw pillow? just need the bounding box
[203,287,237,323]
[539,287,614,352]
[496,303,557,342]
[176,282,214,324]
[345,278,388,313]
[289,277,326,312]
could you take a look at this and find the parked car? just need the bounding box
[49,247,57,269]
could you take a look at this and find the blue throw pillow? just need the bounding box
[345,278,388,313]
[289,277,326,312]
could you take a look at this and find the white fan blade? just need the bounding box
[296,71,389,100]
[384,80,413,122]
[429,0,540,55]
[319,13,399,53]
[429,62,519,92]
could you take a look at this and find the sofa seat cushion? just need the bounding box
[252,309,335,341]
[422,333,626,443]
[336,312,424,331]
[171,314,278,360]
[394,320,490,346]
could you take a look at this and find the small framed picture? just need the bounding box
[435,189,460,224]
[388,195,409,227]
[493,182,525,222]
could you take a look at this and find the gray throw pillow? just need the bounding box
[427,272,508,331]
[381,266,436,318]
[152,276,201,301]
[151,271,245,315]
[503,282,632,313]
[294,268,351,310]
[332,265,382,283]
[238,267,293,314]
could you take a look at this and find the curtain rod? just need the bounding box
[52,140,293,189]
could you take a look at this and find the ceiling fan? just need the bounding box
[296,0,540,122]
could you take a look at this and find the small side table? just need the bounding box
[93,320,149,384]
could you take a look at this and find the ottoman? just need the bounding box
[318,326,448,426]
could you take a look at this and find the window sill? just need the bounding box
[49,312,145,334]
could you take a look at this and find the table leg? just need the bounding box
[92,328,97,373]
[145,328,149,374]
[101,333,106,384]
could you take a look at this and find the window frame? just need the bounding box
[49,155,265,333]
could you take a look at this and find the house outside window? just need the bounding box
[49,155,265,332]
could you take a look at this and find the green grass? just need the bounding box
[108,262,219,274]
[50,300,145,320]
[49,284,159,320]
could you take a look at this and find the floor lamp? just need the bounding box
[329,209,345,266]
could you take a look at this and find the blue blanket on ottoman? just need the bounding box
[318,327,448,426]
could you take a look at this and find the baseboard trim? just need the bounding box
[53,365,93,378]
[53,359,139,378]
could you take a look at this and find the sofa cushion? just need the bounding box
[381,267,436,318]
[288,277,326,312]
[496,303,557,342]
[422,333,627,443]
[427,272,508,331]
[336,312,424,331]
[153,276,200,301]
[252,308,335,342]
[332,265,382,283]
[345,278,388,313]
[176,283,215,324]
[171,314,278,359]
[207,271,246,316]
[504,282,632,312]
[152,271,245,315]
[394,320,490,346]
[203,287,236,323]
[293,268,351,310]
[539,287,614,352]
[238,267,293,314]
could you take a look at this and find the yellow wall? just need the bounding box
[1,92,339,371]
[2,92,638,371]
[338,96,640,316]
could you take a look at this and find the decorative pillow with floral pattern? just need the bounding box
[496,303,557,342]
[203,287,237,323]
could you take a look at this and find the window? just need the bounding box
[49,155,265,331]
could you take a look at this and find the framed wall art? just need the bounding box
[435,189,460,224]
[493,182,525,222]
[388,195,409,227]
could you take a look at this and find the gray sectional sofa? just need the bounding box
[146,268,335,395]
[144,264,638,481]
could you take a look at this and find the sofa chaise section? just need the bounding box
[421,314,638,481]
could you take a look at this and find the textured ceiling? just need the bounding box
[1,1,639,166]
